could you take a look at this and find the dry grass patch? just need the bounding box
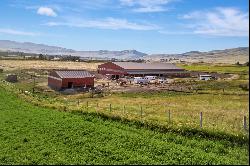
[0,60,100,71]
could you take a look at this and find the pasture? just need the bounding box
[0,60,249,164]
[0,87,249,165]
[0,60,248,136]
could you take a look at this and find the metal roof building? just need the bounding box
[112,62,182,70]
[48,70,94,90]
[98,62,190,79]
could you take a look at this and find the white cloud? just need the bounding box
[44,17,160,30]
[120,0,173,13]
[37,7,57,17]
[0,28,40,36]
[182,7,249,37]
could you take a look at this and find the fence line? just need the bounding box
[75,101,248,133]
[1,80,249,134]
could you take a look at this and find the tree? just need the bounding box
[39,54,45,60]
[235,61,241,66]
[243,61,249,66]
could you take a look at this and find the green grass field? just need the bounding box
[178,63,249,74]
[0,63,248,136]
[0,86,249,165]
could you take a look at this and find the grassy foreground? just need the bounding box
[0,87,249,165]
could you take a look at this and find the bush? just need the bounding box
[243,61,249,66]
[239,84,249,91]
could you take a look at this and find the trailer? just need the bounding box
[133,77,149,84]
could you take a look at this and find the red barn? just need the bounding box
[97,62,190,79]
[48,70,94,90]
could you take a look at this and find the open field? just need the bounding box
[0,60,249,164]
[0,60,248,136]
[178,63,249,74]
[0,60,100,71]
[2,80,248,136]
[0,87,249,165]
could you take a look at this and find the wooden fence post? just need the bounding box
[168,110,171,123]
[109,104,112,112]
[140,106,143,120]
[86,101,88,108]
[200,112,203,128]
[123,105,126,115]
[243,115,247,131]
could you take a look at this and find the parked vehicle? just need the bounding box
[145,76,157,84]
[145,76,157,80]
[199,75,213,81]
[157,78,168,84]
[133,77,149,84]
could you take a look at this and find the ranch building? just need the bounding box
[97,62,189,79]
[48,70,94,90]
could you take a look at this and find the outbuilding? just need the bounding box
[97,62,189,79]
[48,70,94,90]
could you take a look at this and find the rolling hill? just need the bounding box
[0,40,248,63]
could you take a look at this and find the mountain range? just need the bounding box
[0,40,248,63]
[0,40,147,60]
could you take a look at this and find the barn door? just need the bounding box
[68,82,73,88]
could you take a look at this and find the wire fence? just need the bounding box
[70,100,249,134]
[1,79,249,136]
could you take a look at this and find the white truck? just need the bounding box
[133,77,149,84]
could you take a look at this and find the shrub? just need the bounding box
[239,84,249,91]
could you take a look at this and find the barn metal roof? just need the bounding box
[55,70,93,78]
[113,62,183,70]
[127,71,189,74]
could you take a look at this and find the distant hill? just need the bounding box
[0,40,147,60]
[0,40,76,55]
[75,49,147,59]
[146,47,249,64]
[0,40,248,63]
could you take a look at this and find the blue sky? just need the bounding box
[0,0,249,54]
